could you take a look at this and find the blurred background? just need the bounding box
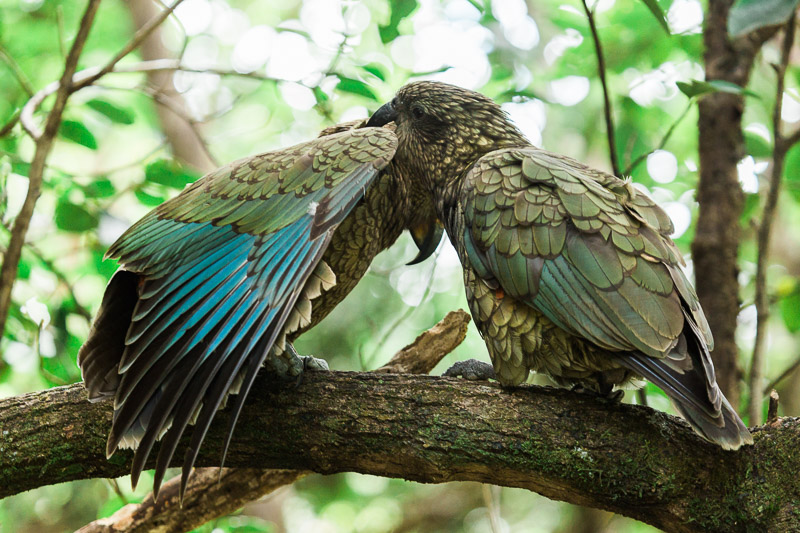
[1,0,797,531]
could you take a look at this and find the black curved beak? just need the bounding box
[366,101,397,127]
[407,217,445,265]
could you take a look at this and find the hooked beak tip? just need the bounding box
[366,101,397,128]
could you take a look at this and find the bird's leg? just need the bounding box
[286,342,329,388]
[443,359,496,381]
[265,342,329,386]
[570,377,624,402]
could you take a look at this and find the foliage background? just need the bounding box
[0,0,798,531]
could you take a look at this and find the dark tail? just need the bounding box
[616,316,753,450]
[77,270,138,401]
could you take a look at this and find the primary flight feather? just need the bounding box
[78,121,440,497]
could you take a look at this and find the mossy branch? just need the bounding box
[1,363,799,532]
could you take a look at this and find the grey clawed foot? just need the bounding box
[300,355,330,372]
[282,343,329,388]
[294,356,329,388]
[443,359,496,381]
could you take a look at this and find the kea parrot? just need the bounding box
[366,81,752,449]
[78,120,440,496]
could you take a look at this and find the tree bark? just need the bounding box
[692,0,777,406]
[75,468,303,533]
[1,370,798,532]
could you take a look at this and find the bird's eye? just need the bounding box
[411,104,425,120]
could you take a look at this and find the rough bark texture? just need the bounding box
[75,468,304,533]
[2,371,799,532]
[692,0,776,406]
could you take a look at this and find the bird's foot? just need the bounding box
[570,383,624,402]
[288,344,329,388]
[300,355,330,372]
[443,359,496,381]
[267,344,330,387]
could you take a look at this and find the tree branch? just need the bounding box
[70,0,186,94]
[1,359,798,531]
[0,0,101,349]
[75,468,303,533]
[691,0,769,404]
[748,15,797,425]
[581,0,620,177]
[76,310,471,533]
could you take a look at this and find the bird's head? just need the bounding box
[367,81,527,194]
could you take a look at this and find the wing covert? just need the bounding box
[462,147,701,359]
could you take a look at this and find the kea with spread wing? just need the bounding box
[78,120,440,497]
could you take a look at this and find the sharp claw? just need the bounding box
[293,354,329,389]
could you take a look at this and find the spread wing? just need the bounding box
[78,127,397,493]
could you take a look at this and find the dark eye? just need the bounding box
[411,104,425,120]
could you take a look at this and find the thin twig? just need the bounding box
[0,44,34,96]
[56,5,67,59]
[0,109,21,138]
[0,0,102,350]
[144,87,220,167]
[747,15,797,425]
[763,354,800,394]
[622,100,693,176]
[71,0,187,92]
[20,59,286,140]
[482,484,502,533]
[581,0,620,176]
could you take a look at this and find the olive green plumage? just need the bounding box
[368,81,752,450]
[78,120,438,497]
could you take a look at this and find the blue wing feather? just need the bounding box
[79,128,397,497]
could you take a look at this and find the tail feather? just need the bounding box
[616,315,753,450]
[673,393,753,451]
[78,271,138,401]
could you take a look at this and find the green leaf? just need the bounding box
[744,131,772,158]
[312,86,329,104]
[59,120,98,150]
[740,192,761,224]
[638,0,670,34]
[144,159,198,189]
[378,0,418,43]
[784,143,800,202]
[677,80,759,99]
[728,0,800,37]
[361,63,386,81]
[83,177,116,198]
[86,99,135,125]
[11,161,30,177]
[135,187,166,206]
[55,199,98,232]
[336,77,379,101]
[779,289,800,332]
